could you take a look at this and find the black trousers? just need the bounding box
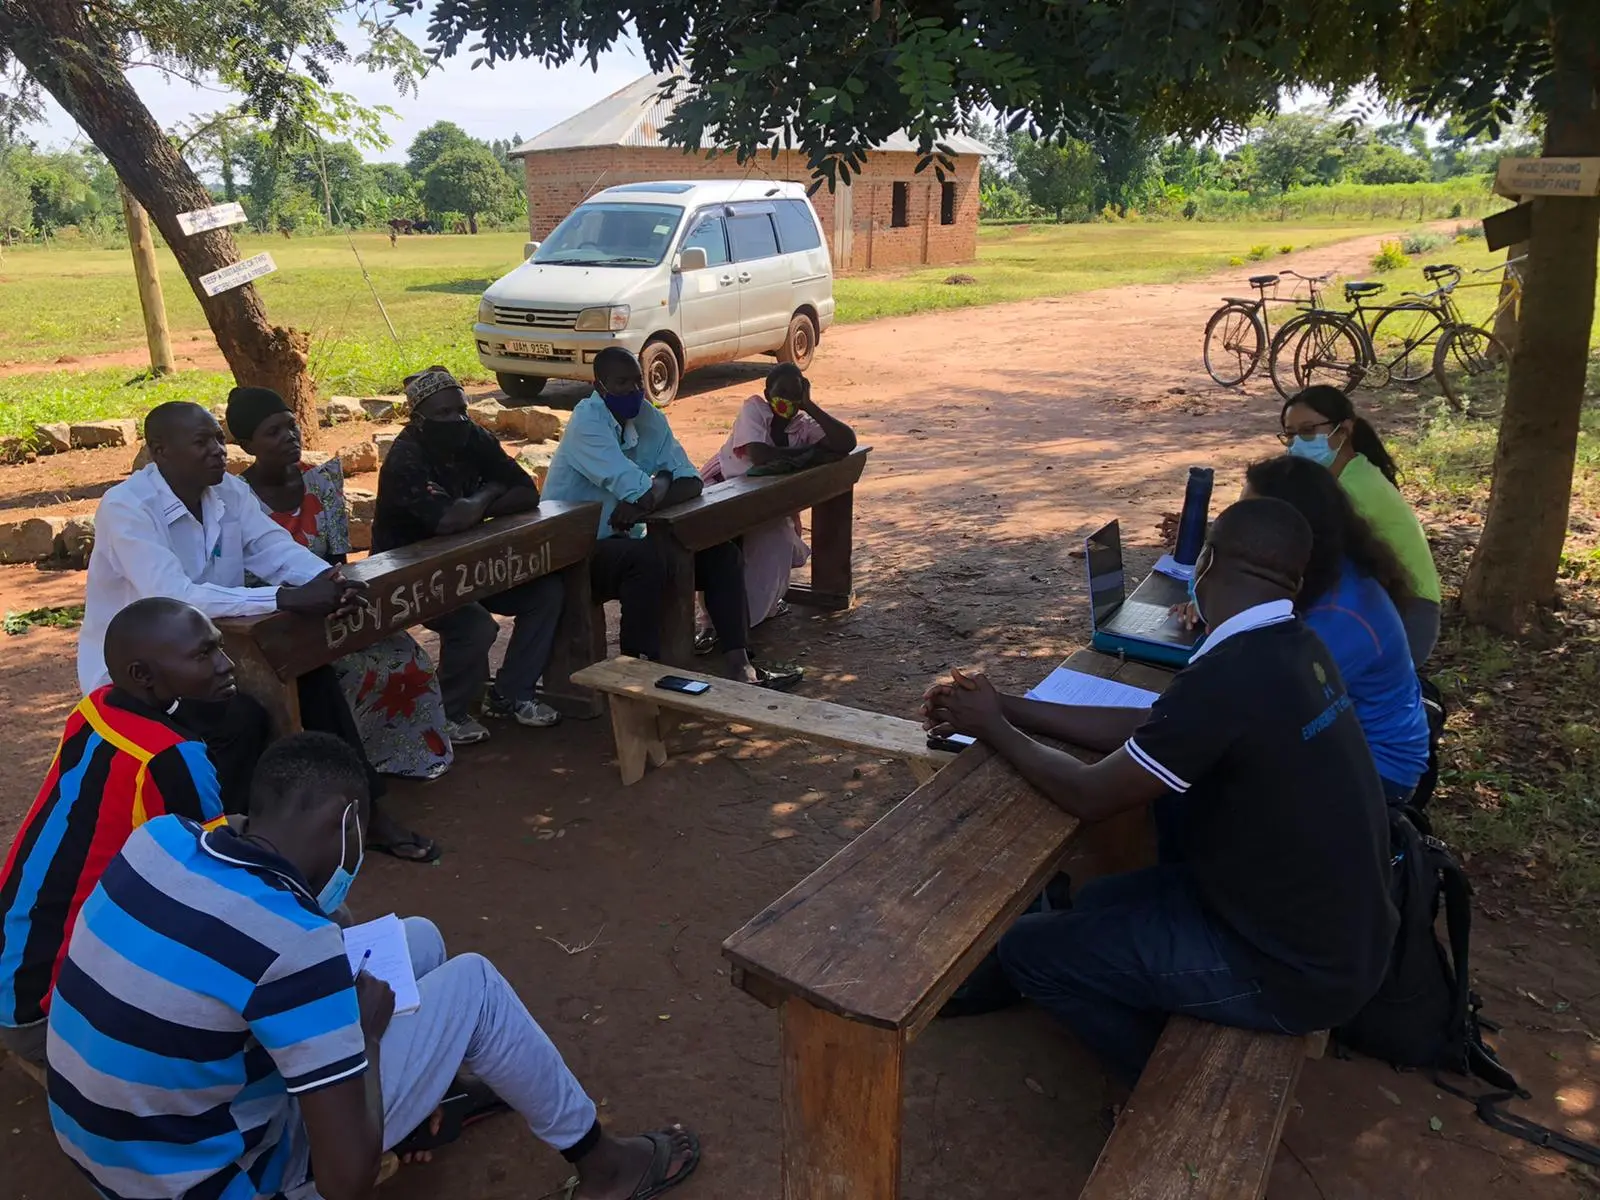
[175,665,384,814]
[590,535,748,659]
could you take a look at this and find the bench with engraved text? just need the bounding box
[722,647,1321,1200]
[217,501,603,734]
[644,446,869,668]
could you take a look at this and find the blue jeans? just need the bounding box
[997,866,1300,1083]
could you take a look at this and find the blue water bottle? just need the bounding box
[1174,467,1214,567]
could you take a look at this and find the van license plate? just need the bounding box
[506,340,555,357]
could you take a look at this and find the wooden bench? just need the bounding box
[570,655,954,786]
[722,647,1170,1200]
[645,447,869,668]
[218,502,604,734]
[1080,1019,1326,1200]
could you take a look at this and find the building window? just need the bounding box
[940,181,957,226]
[891,182,909,228]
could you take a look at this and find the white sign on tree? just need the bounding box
[198,253,278,297]
[176,201,248,236]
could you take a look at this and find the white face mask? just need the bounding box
[1188,550,1212,626]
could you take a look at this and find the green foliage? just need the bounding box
[1277,243,1295,253]
[1371,240,1411,272]
[1400,229,1448,255]
[1010,134,1097,221]
[421,145,515,226]
[392,0,1563,192]
[4,605,85,635]
[1246,244,1272,260]
[407,122,477,178]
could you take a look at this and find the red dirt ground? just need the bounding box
[3,229,1598,1199]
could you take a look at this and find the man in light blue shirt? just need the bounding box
[543,348,799,688]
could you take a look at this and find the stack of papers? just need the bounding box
[343,913,421,1015]
[1025,666,1160,709]
[1151,553,1195,582]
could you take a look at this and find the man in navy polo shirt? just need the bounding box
[924,498,1397,1082]
[47,733,700,1200]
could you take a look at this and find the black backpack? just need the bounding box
[1336,810,1600,1165]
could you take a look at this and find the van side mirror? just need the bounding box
[524,241,540,260]
[675,247,708,273]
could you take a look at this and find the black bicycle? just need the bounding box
[1202,270,1330,387]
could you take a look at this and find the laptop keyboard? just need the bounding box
[1114,600,1178,636]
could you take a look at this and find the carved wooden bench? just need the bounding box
[217,501,604,733]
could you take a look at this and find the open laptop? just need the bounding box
[1085,519,1204,668]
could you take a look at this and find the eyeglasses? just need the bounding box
[1276,420,1334,447]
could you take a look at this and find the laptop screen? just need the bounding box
[1084,520,1126,630]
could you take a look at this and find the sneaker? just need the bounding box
[445,716,491,746]
[485,690,562,728]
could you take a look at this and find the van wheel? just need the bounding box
[642,340,681,407]
[496,373,547,405]
[777,312,818,368]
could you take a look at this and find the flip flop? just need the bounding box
[551,1126,701,1200]
[368,833,442,864]
[753,664,804,692]
[628,1127,702,1200]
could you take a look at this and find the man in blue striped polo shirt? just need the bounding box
[47,733,700,1200]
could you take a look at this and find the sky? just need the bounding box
[23,11,651,159]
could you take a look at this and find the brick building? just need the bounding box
[509,73,989,272]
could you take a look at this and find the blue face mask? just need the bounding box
[602,387,646,423]
[315,803,364,915]
[1287,432,1338,467]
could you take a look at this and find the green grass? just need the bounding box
[0,219,1411,436]
[830,219,1399,324]
[1391,375,1600,916]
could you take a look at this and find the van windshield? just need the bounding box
[533,203,684,267]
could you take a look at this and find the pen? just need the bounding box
[358,948,372,976]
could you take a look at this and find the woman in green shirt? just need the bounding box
[1279,386,1442,666]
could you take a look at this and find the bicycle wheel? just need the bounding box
[1267,312,1317,400]
[1203,303,1266,387]
[1433,325,1510,418]
[1273,311,1365,398]
[1368,302,1444,386]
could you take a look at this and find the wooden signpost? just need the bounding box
[1494,156,1600,199]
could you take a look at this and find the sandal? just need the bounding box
[753,663,804,692]
[692,629,718,656]
[368,832,442,864]
[556,1127,701,1200]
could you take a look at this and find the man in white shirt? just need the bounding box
[83,399,436,862]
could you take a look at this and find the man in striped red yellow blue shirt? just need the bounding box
[0,597,237,1066]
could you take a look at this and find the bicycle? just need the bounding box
[1202,270,1329,387]
[1267,263,1462,400]
[1432,259,1525,418]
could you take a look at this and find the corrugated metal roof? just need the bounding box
[510,72,991,158]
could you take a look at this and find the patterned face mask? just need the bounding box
[768,393,797,420]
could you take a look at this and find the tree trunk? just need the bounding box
[1461,23,1600,632]
[0,0,319,432]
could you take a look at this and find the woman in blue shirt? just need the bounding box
[1244,456,1430,804]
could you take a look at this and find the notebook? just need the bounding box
[343,913,421,1016]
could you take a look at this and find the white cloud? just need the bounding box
[21,13,650,158]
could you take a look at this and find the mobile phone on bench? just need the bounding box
[927,732,977,753]
[656,674,711,695]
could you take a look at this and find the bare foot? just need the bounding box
[574,1126,698,1200]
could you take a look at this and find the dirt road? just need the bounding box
[4,228,1595,1200]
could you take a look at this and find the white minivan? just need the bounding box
[474,179,836,406]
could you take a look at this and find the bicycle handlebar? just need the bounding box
[1422,263,1462,280]
[1280,270,1333,283]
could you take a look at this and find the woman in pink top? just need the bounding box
[701,364,857,630]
